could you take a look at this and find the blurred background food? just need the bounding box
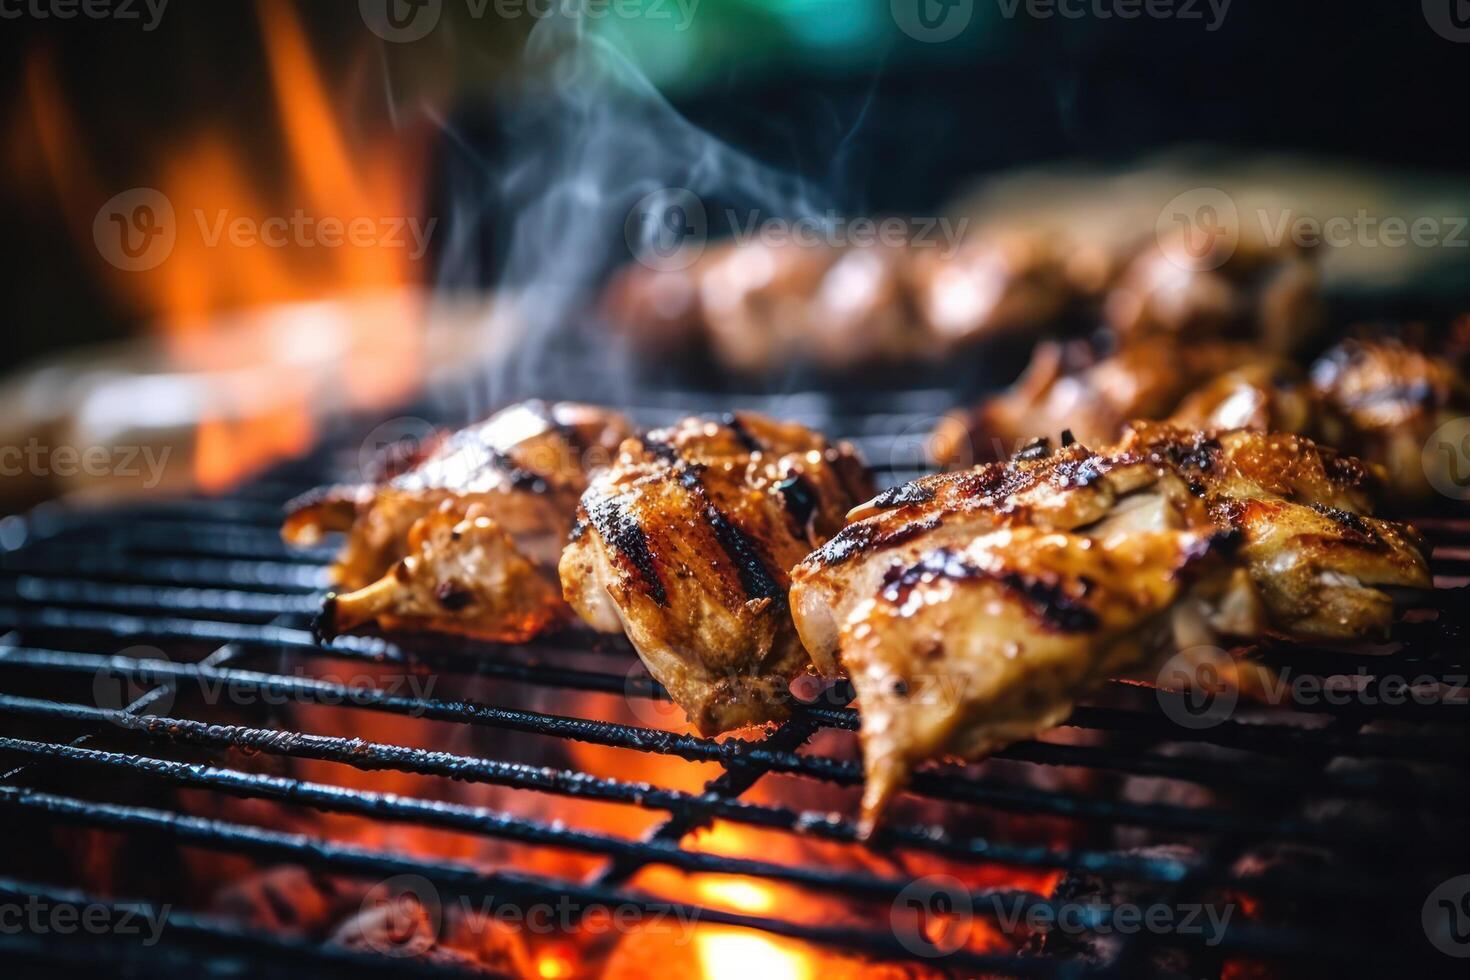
[2,2,1469,508]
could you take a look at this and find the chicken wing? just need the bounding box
[1310,337,1470,505]
[1167,336,1470,506]
[1167,360,1320,436]
[283,401,632,641]
[930,336,1266,466]
[792,426,1429,829]
[1121,423,1430,639]
[791,437,1261,831]
[559,412,873,734]
[1105,231,1321,353]
[604,240,920,373]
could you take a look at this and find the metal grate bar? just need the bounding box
[3,578,322,618]
[0,786,1057,975]
[0,556,328,591]
[5,607,1465,763]
[0,878,473,980]
[0,736,1071,911]
[590,711,827,890]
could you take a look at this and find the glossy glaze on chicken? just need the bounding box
[560,412,874,734]
[283,401,632,641]
[791,425,1429,830]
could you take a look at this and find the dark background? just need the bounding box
[2,1,1466,369]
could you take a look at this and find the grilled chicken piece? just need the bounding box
[1167,336,1470,506]
[1118,424,1431,640]
[1168,361,1320,436]
[908,232,1077,348]
[560,412,873,734]
[605,240,920,373]
[1105,231,1321,353]
[790,438,1261,831]
[1310,337,1470,505]
[930,336,1265,467]
[282,401,633,641]
[792,426,1430,829]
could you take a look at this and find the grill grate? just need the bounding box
[2,395,1469,977]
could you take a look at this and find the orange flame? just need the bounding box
[21,0,432,491]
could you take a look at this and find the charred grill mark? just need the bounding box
[806,522,878,568]
[677,465,786,604]
[1321,451,1368,489]
[642,435,682,466]
[804,515,942,569]
[1051,455,1108,489]
[1310,502,1374,538]
[586,494,668,606]
[869,481,936,510]
[722,413,765,454]
[489,451,550,494]
[1182,527,1244,562]
[997,572,1100,632]
[774,473,819,531]
[435,581,474,611]
[1014,437,1053,462]
[880,548,1101,633]
[956,453,1074,502]
[1151,435,1222,473]
[880,549,975,602]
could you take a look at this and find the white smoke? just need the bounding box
[443,5,835,416]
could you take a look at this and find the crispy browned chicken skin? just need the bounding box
[1167,336,1470,506]
[791,425,1429,831]
[604,231,1097,374]
[931,336,1270,466]
[1119,423,1429,639]
[1106,230,1321,353]
[792,433,1261,831]
[1310,337,1470,505]
[560,412,873,734]
[283,401,632,641]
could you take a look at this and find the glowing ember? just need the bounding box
[697,932,813,980]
